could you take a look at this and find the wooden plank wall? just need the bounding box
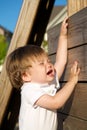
[67,0,87,17]
[47,7,87,130]
[0,0,55,129]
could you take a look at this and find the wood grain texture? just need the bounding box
[47,7,87,54]
[58,83,87,120]
[68,0,87,16]
[49,44,87,81]
[47,23,61,55]
[57,113,87,130]
[68,7,87,48]
[63,44,87,81]
[0,89,20,130]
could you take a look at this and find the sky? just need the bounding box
[0,0,66,33]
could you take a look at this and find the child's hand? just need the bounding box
[69,61,80,85]
[60,17,68,37]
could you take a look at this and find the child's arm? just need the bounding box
[54,18,68,79]
[35,61,80,110]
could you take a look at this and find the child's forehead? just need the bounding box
[36,54,48,60]
[29,52,49,63]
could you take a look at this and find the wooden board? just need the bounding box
[47,23,61,55]
[58,83,87,120]
[57,113,87,130]
[49,44,87,81]
[68,0,87,16]
[47,7,87,55]
[62,44,87,81]
[68,7,87,48]
[0,89,20,130]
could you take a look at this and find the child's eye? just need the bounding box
[39,61,44,65]
[39,62,44,65]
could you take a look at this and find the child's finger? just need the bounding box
[71,61,78,73]
[71,61,80,74]
[74,61,81,74]
[62,18,68,29]
[63,17,68,24]
[77,67,80,75]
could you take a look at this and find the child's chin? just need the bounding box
[49,76,54,81]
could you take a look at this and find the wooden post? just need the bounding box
[68,0,87,16]
[0,0,55,127]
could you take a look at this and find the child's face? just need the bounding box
[27,55,55,84]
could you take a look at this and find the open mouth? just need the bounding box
[47,69,53,75]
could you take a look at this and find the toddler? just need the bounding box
[6,18,80,130]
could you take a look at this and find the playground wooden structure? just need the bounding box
[0,0,87,130]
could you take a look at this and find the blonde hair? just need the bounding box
[6,45,47,89]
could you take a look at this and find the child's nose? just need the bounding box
[47,62,52,68]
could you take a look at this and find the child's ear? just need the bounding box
[22,72,31,82]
